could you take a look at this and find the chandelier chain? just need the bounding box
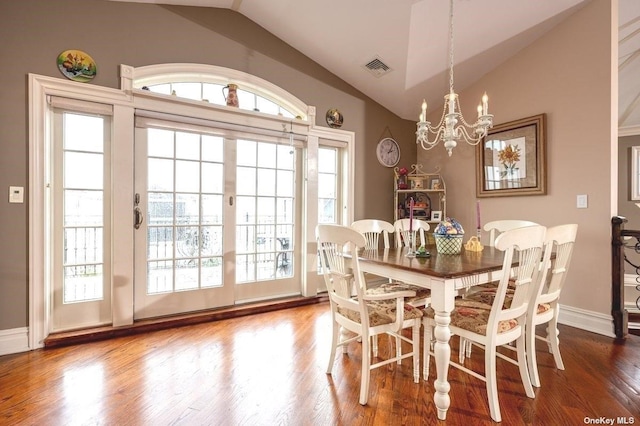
[448,0,455,94]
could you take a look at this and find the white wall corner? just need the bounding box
[0,327,30,356]
[558,304,615,338]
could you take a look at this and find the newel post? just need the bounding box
[611,216,628,339]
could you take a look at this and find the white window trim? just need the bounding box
[28,64,354,350]
[124,63,308,121]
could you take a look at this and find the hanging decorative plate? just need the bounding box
[326,108,343,128]
[56,49,97,83]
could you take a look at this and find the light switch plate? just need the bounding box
[9,186,24,203]
[577,194,588,209]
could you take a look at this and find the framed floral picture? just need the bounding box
[476,114,546,197]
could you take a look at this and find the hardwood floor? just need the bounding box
[1,302,639,425]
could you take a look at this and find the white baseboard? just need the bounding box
[558,304,615,338]
[0,327,30,356]
[0,305,622,356]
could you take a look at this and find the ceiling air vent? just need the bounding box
[364,56,392,78]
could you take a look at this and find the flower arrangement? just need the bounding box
[434,217,465,235]
[434,217,464,254]
[396,166,409,189]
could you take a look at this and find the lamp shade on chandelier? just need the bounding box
[416,0,494,156]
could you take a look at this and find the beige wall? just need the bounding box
[418,0,615,318]
[0,0,416,331]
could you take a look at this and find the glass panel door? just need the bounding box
[52,111,112,331]
[234,139,299,302]
[134,128,300,317]
[134,128,233,319]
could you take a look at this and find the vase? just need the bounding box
[223,84,239,107]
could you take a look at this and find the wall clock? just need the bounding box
[376,137,400,167]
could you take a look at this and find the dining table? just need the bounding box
[354,244,507,421]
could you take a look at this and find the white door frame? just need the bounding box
[28,67,354,350]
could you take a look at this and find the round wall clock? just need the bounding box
[376,137,400,167]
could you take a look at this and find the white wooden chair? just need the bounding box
[422,225,546,422]
[316,224,423,405]
[525,224,577,387]
[460,224,577,388]
[352,219,431,307]
[351,219,431,358]
[351,219,394,250]
[466,219,540,295]
[393,218,430,249]
[483,219,539,247]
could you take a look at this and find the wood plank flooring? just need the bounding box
[1,302,639,425]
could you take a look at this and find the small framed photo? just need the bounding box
[430,178,441,190]
[431,210,442,221]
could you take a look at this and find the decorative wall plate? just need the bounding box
[57,50,97,82]
[326,108,343,128]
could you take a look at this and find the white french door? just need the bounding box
[133,126,233,318]
[32,70,354,345]
[133,120,301,319]
[51,107,112,331]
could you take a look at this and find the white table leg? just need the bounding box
[430,280,455,420]
[433,310,452,420]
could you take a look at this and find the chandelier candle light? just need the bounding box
[416,0,494,156]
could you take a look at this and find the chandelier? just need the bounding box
[416,0,494,157]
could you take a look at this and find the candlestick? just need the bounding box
[476,200,481,230]
[409,198,414,232]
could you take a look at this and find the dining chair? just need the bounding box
[483,219,539,247]
[352,219,431,307]
[316,224,423,405]
[393,218,430,249]
[524,224,578,386]
[422,225,546,422]
[351,219,431,359]
[466,219,541,295]
[461,224,577,388]
[351,219,395,287]
[351,219,395,250]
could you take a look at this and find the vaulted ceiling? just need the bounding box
[109,0,637,134]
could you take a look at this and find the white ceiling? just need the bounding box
[110,0,638,132]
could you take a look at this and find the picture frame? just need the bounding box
[476,113,546,197]
[431,210,442,221]
[430,178,442,190]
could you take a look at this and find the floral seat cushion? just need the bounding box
[473,278,516,291]
[338,299,423,327]
[423,298,519,335]
[366,281,431,305]
[465,288,551,315]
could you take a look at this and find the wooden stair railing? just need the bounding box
[611,216,640,338]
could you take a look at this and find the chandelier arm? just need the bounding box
[455,125,484,146]
[416,124,447,149]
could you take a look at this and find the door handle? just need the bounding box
[134,206,144,230]
[134,193,144,230]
